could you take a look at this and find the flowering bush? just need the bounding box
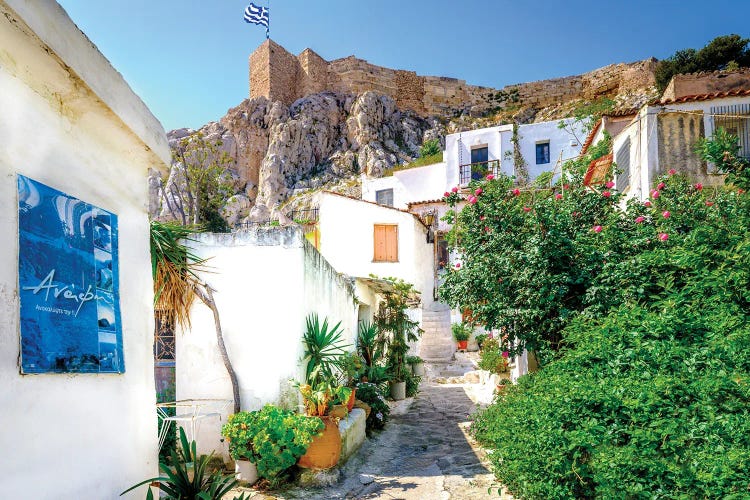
[355,382,391,433]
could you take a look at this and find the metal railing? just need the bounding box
[235,207,319,230]
[459,160,500,185]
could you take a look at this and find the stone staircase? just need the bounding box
[418,302,455,364]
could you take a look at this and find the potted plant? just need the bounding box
[452,322,471,350]
[221,411,260,484]
[221,405,323,486]
[496,378,512,392]
[406,355,425,376]
[338,351,363,410]
[297,380,348,470]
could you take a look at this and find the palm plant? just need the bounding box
[150,220,240,413]
[302,313,348,386]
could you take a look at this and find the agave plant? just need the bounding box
[121,428,248,500]
[302,313,349,386]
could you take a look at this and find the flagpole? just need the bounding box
[266,0,270,39]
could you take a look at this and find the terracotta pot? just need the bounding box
[346,388,357,411]
[234,459,258,485]
[390,381,406,401]
[457,340,468,350]
[298,417,341,470]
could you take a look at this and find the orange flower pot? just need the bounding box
[457,340,468,350]
[298,417,341,470]
[346,388,357,411]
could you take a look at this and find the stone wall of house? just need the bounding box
[661,69,750,101]
[248,40,657,116]
[657,111,707,180]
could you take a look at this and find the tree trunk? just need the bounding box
[192,282,241,413]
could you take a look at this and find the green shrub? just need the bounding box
[451,322,471,341]
[474,333,488,349]
[419,138,441,158]
[477,338,508,374]
[405,371,421,397]
[356,382,391,433]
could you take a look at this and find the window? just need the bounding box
[536,142,550,164]
[373,224,398,262]
[471,146,488,165]
[460,146,495,184]
[711,104,750,159]
[375,188,394,207]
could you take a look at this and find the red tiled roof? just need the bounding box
[406,199,446,208]
[658,89,750,105]
[580,119,602,155]
[321,191,429,228]
[583,154,613,187]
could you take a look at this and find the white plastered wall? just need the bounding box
[0,1,169,498]
[362,162,448,208]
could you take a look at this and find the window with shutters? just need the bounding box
[373,224,398,262]
[375,189,394,207]
[615,137,631,191]
[536,142,550,164]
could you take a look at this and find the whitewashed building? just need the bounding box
[0,1,170,498]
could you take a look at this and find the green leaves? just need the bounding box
[302,313,348,386]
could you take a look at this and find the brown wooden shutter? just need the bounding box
[374,224,398,262]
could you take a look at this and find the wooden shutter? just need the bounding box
[374,224,398,262]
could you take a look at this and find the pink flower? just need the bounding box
[512,188,521,196]
[644,200,652,207]
[668,169,677,175]
[658,233,669,241]
[444,191,450,197]
[706,201,714,207]
[451,186,459,193]
[592,225,603,233]
[480,215,486,221]
[694,183,703,191]
[563,184,570,190]
[555,193,563,200]
[475,188,483,196]
[651,190,660,199]
[662,211,671,218]
[486,174,495,181]
[501,351,509,359]
[635,216,645,224]
[468,196,477,205]
[572,211,581,217]
[523,206,532,212]
[657,182,666,190]
[602,191,612,198]
[484,226,491,233]
[455,262,461,269]
[605,181,615,189]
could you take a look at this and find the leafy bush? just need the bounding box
[356,382,391,433]
[419,138,442,158]
[451,322,471,341]
[221,405,323,484]
[477,338,508,374]
[474,333,488,349]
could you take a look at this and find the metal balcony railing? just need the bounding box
[459,160,500,185]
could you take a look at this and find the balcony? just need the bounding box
[459,160,500,185]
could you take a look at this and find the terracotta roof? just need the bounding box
[583,154,613,186]
[580,119,602,155]
[321,191,429,229]
[406,198,447,208]
[605,108,639,118]
[658,89,750,105]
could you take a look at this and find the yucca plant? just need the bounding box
[121,428,248,500]
[302,313,348,386]
[150,220,240,413]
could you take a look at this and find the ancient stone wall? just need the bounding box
[249,40,658,116]
[661,69,750,101]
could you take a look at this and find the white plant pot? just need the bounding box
[235,459,258,485]
[411,362,425,377]
[390,381,406,400]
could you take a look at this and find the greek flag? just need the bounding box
[244,3,269,28]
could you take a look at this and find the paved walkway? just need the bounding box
[265,379,512,500]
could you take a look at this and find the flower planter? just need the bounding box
[234,459,258,485]
[297,417,341,470]
[457,340,468,350]
[390,381,406,401]
[411,362,425,377]
[346,387,357,411]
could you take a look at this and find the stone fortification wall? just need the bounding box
[661,69,750,101]
[249,40,657,116]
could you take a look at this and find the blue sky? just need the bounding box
[58,1,750,132]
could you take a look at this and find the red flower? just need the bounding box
[635,216,645,224]
[605,181,615,189]
[512,188,521,196]
[644,200,652,207]
[484,226,491,233]
[602,191,612,198]
[592,225,603,233]
[555,193,563,200]
[657,182,666,190]
[486,174,495,181]
[651,190,660,199]
[455,262,461,269]
[480,215,486,221]
[706,201,714,207]
[668,168,677,175]
[501,351,509,359]
[739,189,746,194]
[658,233,669,241]
[475,188,483,196]
[662,211,671,218]
[444,191,450,197]
[451,186,459,193]
[468,196,477,205]
[563,184,570,190]
[523,206,532,212]
[694,183,703,191]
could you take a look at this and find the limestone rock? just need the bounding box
[221,194,251,227]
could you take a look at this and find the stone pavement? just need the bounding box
[235,375,513,499]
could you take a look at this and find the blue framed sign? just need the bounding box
[17,175,124,374]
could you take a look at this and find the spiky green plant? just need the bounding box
[302,313,348,386]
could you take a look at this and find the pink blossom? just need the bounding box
[451,186,459,193]
[475,188,483,196]
[651,190,660,199]
[512,188,521,196]
[658,233,669,241]
[695,183,703,191]
[572,211,581,217]
[468,196,477,205]
[605,181,615,189]
[523,206,532,212]
[668,169,677,175]
[602,191,612,198]
[657,182,666,190]
[739,189,746,194]
[455,262,461,269]
[555,193,563,200]
[563,184,570,190]
[662,211,671,218]
[644,200,652,207]
[486,174,495,181]
[484,226,491,233]
[501,351,509,359]
[592,225,603,233]
[706,201,714,207]
[480,215,486,221]
[444,191,450,197]
[635,216,645,224]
